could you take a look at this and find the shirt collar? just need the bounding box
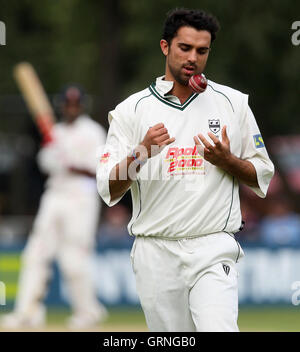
[155,76,174,96]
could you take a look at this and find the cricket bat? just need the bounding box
[13,62,55,141]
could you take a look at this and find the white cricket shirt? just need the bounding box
[97,77,274,239]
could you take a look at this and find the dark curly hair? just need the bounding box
[162,8,220,45]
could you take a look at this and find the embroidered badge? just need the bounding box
[222,264,230,276]
[100,152,110,163]
[208,119,220,134]
[253,134,265,148]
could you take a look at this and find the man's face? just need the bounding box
[161,26,211,86]
[62,101,82,123]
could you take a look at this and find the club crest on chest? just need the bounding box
[208,119,220,134]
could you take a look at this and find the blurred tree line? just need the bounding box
[0,0,299,135]
[0,0,300,217]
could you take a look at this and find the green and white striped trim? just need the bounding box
[149,83,199,111]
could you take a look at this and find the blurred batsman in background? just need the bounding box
[1,85,108,329]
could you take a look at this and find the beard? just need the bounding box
[167,59,191,86]
[168,64,189,86]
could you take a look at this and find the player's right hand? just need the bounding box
[140,123,175,158]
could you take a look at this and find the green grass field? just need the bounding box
[1,306,300,332]
[238,306,300,332]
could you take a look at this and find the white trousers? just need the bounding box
[130,232,244,332]
[14,189,103,318]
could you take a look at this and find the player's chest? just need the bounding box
[57,127,88,151]
[134,98,239,148]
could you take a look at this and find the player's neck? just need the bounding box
[165,74,194,104]
[64,115,79,124]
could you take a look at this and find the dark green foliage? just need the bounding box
[0,0,299,134]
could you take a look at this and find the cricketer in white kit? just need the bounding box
[97,9,274,332]
[1,87,107,329]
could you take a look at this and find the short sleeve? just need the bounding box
[96,108,134,206]
[239,98,275,198]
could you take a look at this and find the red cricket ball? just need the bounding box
[188,74,207,94]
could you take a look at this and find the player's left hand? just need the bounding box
[194,126,232,169]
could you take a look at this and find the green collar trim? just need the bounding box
[149,83,198,111]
